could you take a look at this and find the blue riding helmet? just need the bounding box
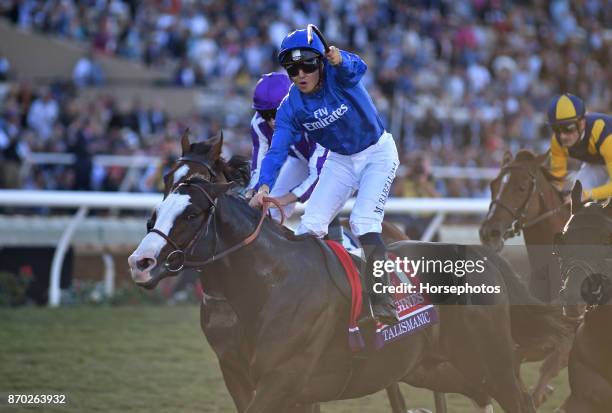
[278,29,325,65]
[252,72,292,111]
[547,93,585,126]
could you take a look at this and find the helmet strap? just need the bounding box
[314,60,324,91]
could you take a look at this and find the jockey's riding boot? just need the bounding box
[370,261,400,325]
[359,233,400,326]
[325,216,343,243]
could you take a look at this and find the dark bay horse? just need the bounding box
[161,131,413,413]
[129,168,571,412]
[480,150,574,408]
[555,182,612,413]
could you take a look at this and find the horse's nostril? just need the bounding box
[137,258,155,271]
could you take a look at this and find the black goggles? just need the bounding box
[283,58,320,77]
[552,122,579,135]
[258,109,277,121]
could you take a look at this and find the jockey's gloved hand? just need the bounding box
[248,185,269,209]
[325,46,342,66]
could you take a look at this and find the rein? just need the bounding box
[150,180,285,272]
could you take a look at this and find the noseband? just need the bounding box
[149,180,284,272]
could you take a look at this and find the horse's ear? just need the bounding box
[181,128,191,156]
[208,130,223,161]
[502,150,513,166]
[571,180,583,215]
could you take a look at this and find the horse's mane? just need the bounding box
[186,141,251,187]
[223,193,310,242]
[511,149,563,184]
[224,155,251,187]
[514,149,537,162]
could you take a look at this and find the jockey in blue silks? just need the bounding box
[249,28,400,325]
[248,72,328,221]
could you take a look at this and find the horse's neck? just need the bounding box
[199,196,298,322]
[523,172,569,246]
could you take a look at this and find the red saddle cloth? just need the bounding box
[325,240,364,351]
[325,242,438,352]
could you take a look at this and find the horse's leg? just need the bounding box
[475,308,535,413]
[200,301,254,412]
[217,354,255,412]
[245,297,340,413]
[385,383,408,413]
[402,361,492,411]
[531,344,570,408]
[444,304,534,413]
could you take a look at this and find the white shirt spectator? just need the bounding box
[467,63,491,94]
[73,57,93,86]
[190,35,217,77]
[446,72,466,104]
[27,95,59,141]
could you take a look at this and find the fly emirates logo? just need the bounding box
[302,104,349,131]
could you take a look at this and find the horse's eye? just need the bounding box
[187,213,198,220]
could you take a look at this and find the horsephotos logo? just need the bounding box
[372,256,503,296]
[302,104,349,131]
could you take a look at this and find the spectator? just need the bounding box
[391,155,441,241]
[27,88,59,141]
[0,52,10,82]
[72,51,105,88]
[0,0,608,199]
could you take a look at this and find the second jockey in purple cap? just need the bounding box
[249,72,328,221]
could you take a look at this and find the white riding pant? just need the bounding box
[269,156,308,221]
[296,131,399,238]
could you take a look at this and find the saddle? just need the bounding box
[316,239,438,353]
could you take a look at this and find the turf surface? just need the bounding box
[0,306,569,412]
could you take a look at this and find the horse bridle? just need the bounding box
[148,180,284,272]
[177,154,217,179]
[489,165,569,239]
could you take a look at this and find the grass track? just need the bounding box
[0,306,569,412]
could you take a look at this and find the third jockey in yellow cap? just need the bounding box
[548,93,612,201]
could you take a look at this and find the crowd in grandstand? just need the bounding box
[0,0,610,199]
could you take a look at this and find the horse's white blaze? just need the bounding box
[134,193,192,258]
[173,165,190,184]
